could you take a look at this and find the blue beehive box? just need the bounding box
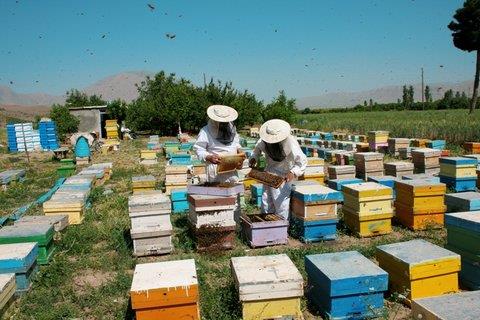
[170,153,192,165]
[291,216,337,242]
[327,178,363,200]
[323,133,334,141]
[0,242,38,292]
[291,185,343,203]
[250,184,263,207]
[426,140,446,150]
[445,192,480,212]
[439,176,477,192]
[305,251,388,320]
[301,146,311,157]
[171,189,188,214]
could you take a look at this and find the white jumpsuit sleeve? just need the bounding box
[233,133,242,152]
[251,139,264,162]
[193,128,210,162]
[289,139,308,177]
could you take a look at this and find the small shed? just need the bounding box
[69,106,109,138]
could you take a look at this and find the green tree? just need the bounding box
[449,0,480,113]
[65,89,107,107]
[262,91,297,123]
[49,104,80,140]
[425,85,432,103]
[107,99,128,123]
[402,85,408,109]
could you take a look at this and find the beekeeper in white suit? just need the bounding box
[249,119,307,220]
[194,105,243,183]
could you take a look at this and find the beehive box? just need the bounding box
[0,274,15,312]
[412,291,480,320]
[291,217,338,242]
[241,214,288,248]
[170,189,188,213]
[130,215,173,256]
[444,211,480,290]
[43,196,85,225]
[105,119,118,139]
[130,260,199,320]
[0,225,54,265]
[355,142,370,152]
[368,130,389,143]
[342,182,394,237]
[394,180,446,230]
[14,215,69,232]
[327,165,356,180]
[354,152,384,174]
[300,167,325,184]
[291,184,342,220]
[250,184,263,207]
[0,243,38,292]
[327,178,363,192]
[426,139,446,150]
[412,148,441,173]
[412,138,431,148]
[307,157,324,166]
[132,175,156,194]
[231,254,303,320]
[445,192,480,212]
[439,157,477,178]
[187,183,244,197]
[305,251,388,320]
[464,141,480,154]
[376,239,460,304]
[384,161,414,178]
[388,138,410,156]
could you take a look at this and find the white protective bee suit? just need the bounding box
[251,135,307,220]
[193,120,242,183]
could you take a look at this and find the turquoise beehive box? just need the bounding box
[74,136,90,158]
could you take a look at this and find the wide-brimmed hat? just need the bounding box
[207,105,238,122]
[259,119,291,144]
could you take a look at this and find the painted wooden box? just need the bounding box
[343,210,393,237]
[327,178,363,192]
[291,216,337,242]
[388,138,410,156]
[194,225,236,251]
[444,211,480,289]
[353,152,384,173]
[401,173,440,183]
[14,215,69,232]
[130,260,199,320]
[342,182,393,217]
[327,165,356,180]
[412,290,480,320]
[464,141,480,153]
[439,176,477,192]
[187,183,244,197]
[384,161,414,177]
[128,191,171,212]
[412,148,441,172]
[241,214,288,248]
[132,175,156,193]
[0,274,15,312]
[231,254,303,320]
[43,198,85,225]
[445,192,480,212]
[0,225,55,265]
[171,189,188,213]
[376,239,460,304]
[0,243,38,292]
[305,251,388,320]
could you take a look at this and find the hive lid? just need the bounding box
[439,157,478,166]
[411,148,441,157]
[128,192,170,206]
[291,184,343,202]
[231,254,303,301]
[342,182,392,199]
[131,259,197,292]
[0,224,54,246]
[0,242,38,272]
[445,211,480,233]
[445,192,480,210]
[412,291,480,320]
[354,152,383,161]
[305,251,388,296]
[384,161,414,169]
[395,179,446,195]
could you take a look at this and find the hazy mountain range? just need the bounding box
[0,71,473,109]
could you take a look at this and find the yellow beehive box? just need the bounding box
[242,298,302,320]
[307,157,325,166]
[140,150,158,160]
[342,182,392,201]
[343,210,393,237]
[439,163,477,178]
[343,195,392,216]
[368,131,389,143]
[376,239,460,305]
[300,173,325,185]
[395,180,446,198]
[394,193,445,211]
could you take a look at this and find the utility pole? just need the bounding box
[421,67,425,103]
[203,73,206,88]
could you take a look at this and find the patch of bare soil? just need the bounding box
[73,269,115,293]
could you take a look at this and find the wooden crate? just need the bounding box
[241,214,288,248]
[0,243,38,292]
[0,225,55,265]
[376,239,460,305]
[439,176,477,192]
[388,138,410,155]
[412,291,480,320]
[412,138,430,148]
[187,194,236,209]
[305,251,388,320]
[130,260,199,320]
[0,274,15,312]
[231,254,303,320]
[129,191,170,212]
[290,197,337,221]
[354,152,384,172]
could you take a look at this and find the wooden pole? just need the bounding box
[22,124,30,164]
[421,67,425,103]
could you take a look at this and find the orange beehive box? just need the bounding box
[464,142,480,153]
[130,259,200,320]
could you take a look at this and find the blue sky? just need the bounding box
[0,0,474,101]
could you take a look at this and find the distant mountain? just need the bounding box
[0,71,151,106]
[296,80,474,109]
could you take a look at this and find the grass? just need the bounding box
[297,109,480,146]
[2,138,449,320]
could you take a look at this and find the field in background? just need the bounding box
[297,109,480,145]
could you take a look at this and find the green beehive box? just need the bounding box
[60,159,75,165]
[0,225,55,265]
[57,164,76,177]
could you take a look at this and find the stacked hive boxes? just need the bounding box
[412,291,480,320]
[6,124,18,152]
[231,254,303,320]
[130,260,200,320]
[0,225,54,265]
[132,175,156,194]
[140,149,157,165]
[147,135,161,150]
[250,184,263,207]
[388,138,410,156]
[426,139,446,150]
[445,211,480,289]
[105,119,118,139]
[354,152,384,180]
[464,141,480,154]
[376,239,460,305]
[171,189,188,213]
[300,159,325,184]
[165,166,189,195]
[384,161,414,178]
[368,130,389,152]
[395,180,446,230]
[164,141,180,156]
[290,185,342,242]
[356,142,370,152]
[445,191,480,212]
[342,182,394,237]
[188,191,237,251]
[128,191,173,256]
[439,157,478,192]
[327,178,363,200]
[327,165,355,180]
[39,120,59,150]
[0,274,15,312]
[305,251,388,319]
[14,123,34,152]
[0,243,38,293]
[412,148,441,174]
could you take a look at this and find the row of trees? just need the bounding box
[49,71,298,138]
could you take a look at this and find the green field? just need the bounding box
[0,138,448,320]
[297,109,480,145]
